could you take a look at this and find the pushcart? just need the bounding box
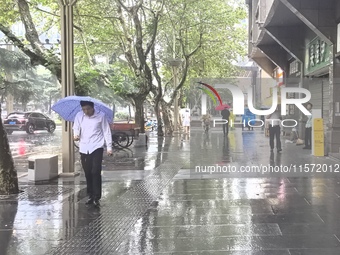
[74,122,139,150]
[111,122,139,149]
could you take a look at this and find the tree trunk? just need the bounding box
[154,100,164,136]
[133,97,145,133]
[0,105,19,195]
[161,100,174,135]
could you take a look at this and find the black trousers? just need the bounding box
[305,127,312,148]
[222,118,229,134]
[80,148,103,200]
[269,125,281,150]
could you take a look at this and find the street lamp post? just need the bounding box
[58,0,78,175]
[169,59,182,133]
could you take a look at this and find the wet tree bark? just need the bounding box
[133,96,146,133]
[154,100,164,136]
[0,105,19,195]
[161,100,174,135]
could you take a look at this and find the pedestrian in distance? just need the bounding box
[201,113,211,133]
[266,104,282,153]
[303,102,313,149]
[221,107,230,136]
[182,109,191,134]
[73,101,113,207]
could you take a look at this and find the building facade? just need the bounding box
[246,0,340,156]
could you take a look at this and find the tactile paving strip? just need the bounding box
[47,155,183,255]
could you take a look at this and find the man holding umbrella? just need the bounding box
[73,101,113,207]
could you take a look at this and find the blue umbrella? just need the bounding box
[52,96,114,123]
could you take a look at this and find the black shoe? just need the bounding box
[85,198,93,205]
[277,148,282,153]
[303,146,311,149]
[93,200,100,207]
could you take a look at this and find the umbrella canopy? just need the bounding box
[52,96,114,123]
[215,104,230,111]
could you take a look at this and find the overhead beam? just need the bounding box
[257,44,289,72]
[265,25,305,61]
[252,55,277,76]
[280,0,335,45]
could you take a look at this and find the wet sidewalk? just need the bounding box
[2,128,340,254]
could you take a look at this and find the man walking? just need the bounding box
[266,105,282,153]
[73,101,113,207]
[221,107,230,136]
[303,103,313,149]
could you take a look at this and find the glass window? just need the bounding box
[7,113,26,119]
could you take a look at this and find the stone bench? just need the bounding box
[28,154,58,182]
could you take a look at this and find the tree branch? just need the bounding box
[33,6,59,17]
[150,44,162,100]
[16,0,61,79]
[116,0,130,12]
[0,24,53,68]
[115,5,138,72]
[167,33,202,106]
[144,5,162,56]
[75,6,93,65]
[186,33,203,58]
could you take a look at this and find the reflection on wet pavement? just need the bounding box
[2,128,340,254]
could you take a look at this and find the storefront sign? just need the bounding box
[289,60,301,77]
[305,37,330,75]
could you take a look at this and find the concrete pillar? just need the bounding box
[58,0,78,174]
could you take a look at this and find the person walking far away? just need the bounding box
[266,105,282,153]
[303,102,313,149]
[73,101,113,207]
[182,109,191,134]
[221,106,230,136]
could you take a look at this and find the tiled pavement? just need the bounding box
[2,128,340,254]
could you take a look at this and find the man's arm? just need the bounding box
[73,113,81,140]
[102,116,112,153]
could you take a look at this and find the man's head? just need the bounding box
[80,101,94,116]
[306,102,313,110]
